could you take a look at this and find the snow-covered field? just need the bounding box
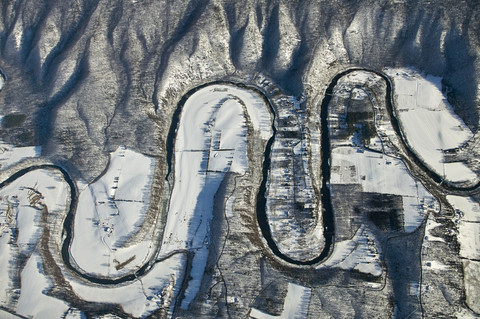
[158,83,271,308]
[0,142,41,170]
[331,146,437,232]
[70,146,157,278]
[385,67,478,184]
[447,195,480,313]
[16,252,71,318]
[316,226,382,278]
[0,169,71,318]
[448,195,480,260]
[68,252,185,318]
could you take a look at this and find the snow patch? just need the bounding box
[457,221,480,260]
[250,283,311,319]
[70,146,156,277]
[0,169,70,315]
[447,195,480,222]
[384,67,478,184]
[317,226,382,276]
[69,253,185,318]
[447,195,480,314]
[423,260,449,272]
[16,252,70,318]
[331,146,437,232]
[158,84,271,309]
[447,195,480,260]
[0,143,41,170]
[424,215,445,243]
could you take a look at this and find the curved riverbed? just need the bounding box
[1,71,478,285]
[0,72,477,319]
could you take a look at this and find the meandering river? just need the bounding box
[1,69,478,287]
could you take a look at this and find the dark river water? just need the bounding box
[1,71,477,284]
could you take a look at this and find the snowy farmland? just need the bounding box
[0,169,71,318]
[325,69,438,277]
[70,146,157,278]
[331,146,437,232]
[0,141,41,170]
[446,195,480,313]
[158,83,272,309]
[67,252,186,318]
[385,68,478,185]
